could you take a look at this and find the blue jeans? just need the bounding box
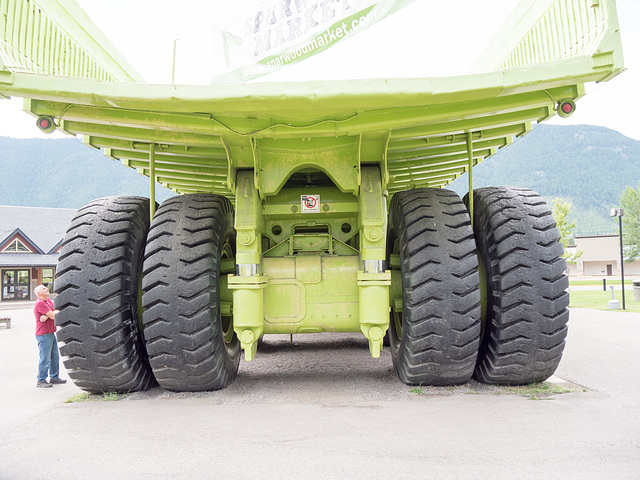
[36,333,60,383]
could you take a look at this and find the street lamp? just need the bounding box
[610,207,625,310]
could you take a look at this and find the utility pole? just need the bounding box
[610,207,625,310]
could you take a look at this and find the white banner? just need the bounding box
[211,0,416,83]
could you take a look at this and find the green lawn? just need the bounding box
[569,289,640,313]
[569,279,634,286]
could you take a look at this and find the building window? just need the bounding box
[42,268,54,292]
[1,269,31,301]
[2,239,30,253]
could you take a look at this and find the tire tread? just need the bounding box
[466,186,569,385]
[55,196,156,393]
[388,188,481,385]
[141,194,240,392]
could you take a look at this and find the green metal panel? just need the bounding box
[0,0,625,195]
[254,136,361,197]
[262,255,361,334]
[0,0,141,80]
[473,0,624,82]
[261,186,359,247]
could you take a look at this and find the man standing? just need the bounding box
[33,284,67,388]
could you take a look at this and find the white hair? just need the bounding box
[34,285,47,296]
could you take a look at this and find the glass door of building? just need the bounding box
[42,268,55,291]
[1,269,31,301]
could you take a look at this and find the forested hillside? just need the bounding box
[0,136,174,209]
[448,124,640,235]
[1,124,639,235]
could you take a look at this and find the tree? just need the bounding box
[620,183,640,262]
[552,197,582,264]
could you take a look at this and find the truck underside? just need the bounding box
[0,0,624,391]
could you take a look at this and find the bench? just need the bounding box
[0,317,10,329]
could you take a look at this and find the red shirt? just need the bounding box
[34,298,56,336]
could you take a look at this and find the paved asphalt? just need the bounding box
[0,305,638,480]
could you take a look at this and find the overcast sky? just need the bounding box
[0,0,637,140]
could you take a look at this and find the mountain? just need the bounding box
[0,136,175,209]
[448,124,640,235]
[1,125,639,236]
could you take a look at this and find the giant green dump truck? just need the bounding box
[0,0,624,392]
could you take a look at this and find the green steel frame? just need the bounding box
[0,0,625,359]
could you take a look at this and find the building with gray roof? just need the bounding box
[0,205,77,302]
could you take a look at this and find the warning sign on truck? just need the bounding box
[301,194,320,213]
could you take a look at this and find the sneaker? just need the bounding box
[36,381,52,388]
[49,378,67,385]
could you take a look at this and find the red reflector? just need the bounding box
[39,119,50,128]
[562,103,573,113]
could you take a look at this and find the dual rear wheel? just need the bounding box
[55,194,238,393]
[388,186,569,386]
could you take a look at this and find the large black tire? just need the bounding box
[466,186,569,385]
[141,194,240,392]
[387,188,481,385]
[54,197,156,393]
